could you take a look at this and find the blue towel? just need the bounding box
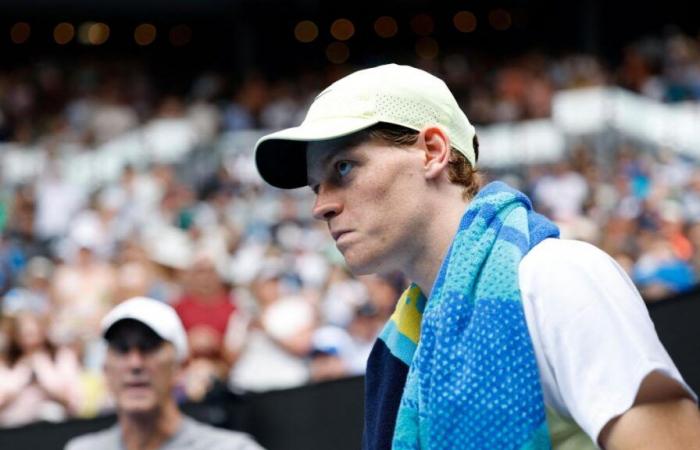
[392,181,559,449]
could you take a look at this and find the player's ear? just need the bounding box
[420,126,451,181]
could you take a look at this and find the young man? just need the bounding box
[65,297,264,450]
[254,64,700,449]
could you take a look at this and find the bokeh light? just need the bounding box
[489,9,512,31]
[410,14,434,36]
[10,22,31,44]
[88,23,110,45]
[134,23,157,46]
[53,23,75,45]
[330,19,355,41]
[78,22,110,45]
[169,25,192,46]
[326,41,350,64]
[78,22,92,44]
[453,11,477,33]
[374,16,398,38]
[294,20,319,43]
[415,37,439,60]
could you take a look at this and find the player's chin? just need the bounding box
[342,251,385,276]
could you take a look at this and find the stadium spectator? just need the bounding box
[174,254,239,400]
[64,297,264,450]
[0,310,83,427]
[1,256,53,315]
[228,264,314,392]
[49,223,117,370]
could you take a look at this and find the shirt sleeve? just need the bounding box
[519,239,697,444]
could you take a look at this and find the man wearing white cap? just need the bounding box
[254,64,700,450]
[65,297,264,450]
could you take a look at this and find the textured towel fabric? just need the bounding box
[374,181,559,449]
[363,286,426,450]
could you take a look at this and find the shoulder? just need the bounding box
[519,238,642,320]
[64,426,119,450]
[521,238,616,271]
[180,417,264,450]
[516,239,695,442]
[520,238,629,295]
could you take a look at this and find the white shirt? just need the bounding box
[519,238,696,447]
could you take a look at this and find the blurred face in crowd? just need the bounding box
[185,257,223,297]
[251,276,281,309]
[306,136,430,276]
[76,246,95,265]
[13,312,46,354]
[104,320,179,417]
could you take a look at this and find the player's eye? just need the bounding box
[335,160,353,178]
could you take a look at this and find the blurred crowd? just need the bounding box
[1,29,700,428]
[0,157,403,427]
[2,30,700,143]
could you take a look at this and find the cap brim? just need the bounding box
[102,314,160,339]
[103,317,163,342]
[254,117,379,189]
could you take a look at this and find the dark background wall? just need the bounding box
[647,286,700,397]
[0,377,366,450]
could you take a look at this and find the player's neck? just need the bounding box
[405,194,470,297]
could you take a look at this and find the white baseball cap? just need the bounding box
[255,63,477,189]
[101,296,189,361]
